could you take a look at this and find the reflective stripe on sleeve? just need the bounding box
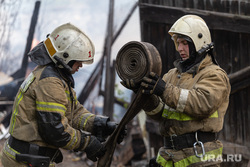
[162,105,218,121]
[36,101,66,115]
[64,129,78,150]
[78,113,95,130]
[176,89,189,112]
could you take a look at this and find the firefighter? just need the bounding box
[1,23,125,167]
[127,15,230,166]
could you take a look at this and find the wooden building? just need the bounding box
[139,0,250,166]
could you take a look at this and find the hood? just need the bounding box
[174,54,214,75]
[28,42,53,66]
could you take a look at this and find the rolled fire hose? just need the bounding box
[97,41,162,167]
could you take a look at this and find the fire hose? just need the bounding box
[97,41,162,167]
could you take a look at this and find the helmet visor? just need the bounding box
[171,34,193,43]
[82,59,93,64]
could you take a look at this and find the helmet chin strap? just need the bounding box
[54,55,73,73]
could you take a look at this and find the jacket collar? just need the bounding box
[174,54,214,75]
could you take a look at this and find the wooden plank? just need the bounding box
[230,32,241,72]
[141,22,176,75]
[230,0,239,14]
[211,0,223,12]
[175,0,184,8]
[246,88,250,147]
[0,101,14,105]
[221,140,250,160]
[211,30,231,73]
[239,1,250,16]
[196,0,204,10]
[228,66,250,85]
[139,3,250,33]
[239,34,250,71]
[241,89,249,148]
[245,2,250,16]
[205,0,213,11]
[103,0,114,118]
[221,0,230,13]
[236,92,243,144]
[230,78,250,94]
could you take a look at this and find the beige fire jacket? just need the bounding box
[9,64,95,150]
[145,55,231,166]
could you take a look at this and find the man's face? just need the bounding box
[71,61,83,74]
[176,38,189,61]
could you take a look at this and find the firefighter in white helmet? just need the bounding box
[139,15,230,166]
[1,23,126,167]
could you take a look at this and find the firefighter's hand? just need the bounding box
[102,121,127,144]
[149,157,161,167]
[141,72,166,96]
[85,136,106,162]
[120,79,139,93]
[93,116,127,143]
[117,125,127,144]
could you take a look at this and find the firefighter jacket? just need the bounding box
[8,43,96,151]
[145,55,231,166]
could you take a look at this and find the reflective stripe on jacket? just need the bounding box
[9,65,95,150]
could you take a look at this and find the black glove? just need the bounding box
[93,116,127,143]
[85,136,106,162]
[117,125,127,144]
[149,157,161,167]
[120,78,139,93]
[141,72,166,96]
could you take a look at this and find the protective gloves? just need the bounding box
[74,132,106,162]
[84,136,106,162]
[141,72,166,96]
[149,157,161,167]
[93,116,127,144]
[120,78,139,93]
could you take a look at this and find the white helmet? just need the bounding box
[168,15,211,52]
[44,23,95,67]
